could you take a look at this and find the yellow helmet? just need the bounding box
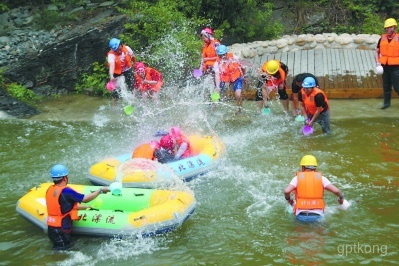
[262,60,280,75]
[300,155,318,167]
[384,18,397,28]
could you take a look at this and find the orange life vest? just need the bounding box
[379,34,399,65]
[46,185,79,227]
[202,40,219,71]
[300,87,329,115]
[218,52,242,83]
[293,171,325,213]
[135,67,163,92]
[107,45,133,75]
[132,143,157,160]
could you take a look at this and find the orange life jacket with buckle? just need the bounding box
[218,52,242,83]
[293,172,325,213]
[300,87,329,115]
[46,185,79,227]
[107,45,133,75]
[379,34,399,66]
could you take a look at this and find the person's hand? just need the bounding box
[338,197,344,205]
[288,199,294,206]
[101,186,110,194]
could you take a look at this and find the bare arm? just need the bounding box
[82,186,110,203]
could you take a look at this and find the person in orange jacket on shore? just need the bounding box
[213,45,245,113]
[375,18,399,109]
[134,62,163,103]
[284,155,345,222]
[46,164,109,250]
[255,59,289,115]
[200,27,220,75]
[107,38,136,105]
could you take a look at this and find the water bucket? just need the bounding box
[338,199,351,210]
[109,182,122,196]
[295,115,305,122]
[124,105,134,115]
[375,65,383,75]
[302,125,314,136]
[261,107,271,115]
[193,69,202,79]
[211,92,220,102]
[106,81,115,91]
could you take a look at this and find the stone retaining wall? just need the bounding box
[229,33,380,59]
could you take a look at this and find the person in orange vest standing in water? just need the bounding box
[213,45,245,114]
[375,18,399,109]
[46,164,109,250]
[299,76,331,134]
[134,62,163,104]
[107,38,136,105]
[255,59,289,115]
[200,27,220,75]
[284,155,345,222]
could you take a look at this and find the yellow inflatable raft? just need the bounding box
[16,183,196,237]
[88,134,226,188]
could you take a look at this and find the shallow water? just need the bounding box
[1,93,399,265]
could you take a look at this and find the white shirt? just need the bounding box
[107,46,134,72]
[289,175,331,216]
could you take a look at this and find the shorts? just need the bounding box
[255,82,289,101]
[47,226,73,250]
[296,212,323,222]
[112,68,135,99]
[220,77,243,93]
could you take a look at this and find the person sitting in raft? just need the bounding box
[284,155,345,222]
[154,135,178,163]
[170,127,190,159]
[134,62,163,104]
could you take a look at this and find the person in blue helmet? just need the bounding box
[107,38,136,105]
[299,77,331,134]
[46,164,109,250]
[213,44,245,113]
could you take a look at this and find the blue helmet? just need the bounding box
[302,77,316,88]
[216,45,228,55]
[109,38,121,51]
[50,164,69,179]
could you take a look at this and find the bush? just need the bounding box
[75,61,110,96]
[6,82,40,102]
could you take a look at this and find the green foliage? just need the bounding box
[119,0,208,83]
[6,82,40,102]
[75,61,109,96]
[0,3,9,12]
[33,8,77,31]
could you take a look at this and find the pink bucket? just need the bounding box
[106,81,115,91]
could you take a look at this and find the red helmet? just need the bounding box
[160,135,174,150]
[135,62,146,73]
[203,27,214,36]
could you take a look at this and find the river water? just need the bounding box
[1,93,399,265]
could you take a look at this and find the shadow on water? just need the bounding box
[1,85,399,264]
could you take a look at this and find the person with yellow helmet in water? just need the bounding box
[255,59,289,115]
[375,18,399,109]
[284,155,345,222]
